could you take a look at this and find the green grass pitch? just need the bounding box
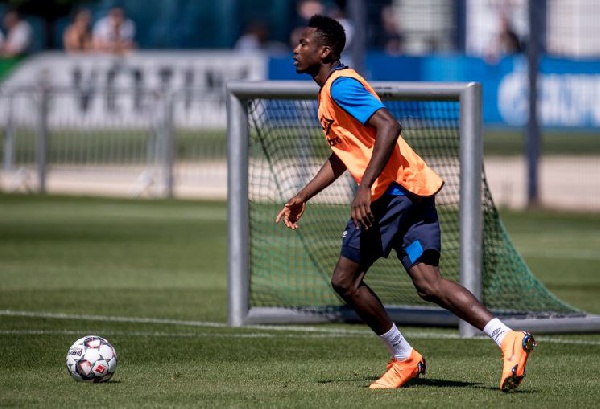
[0,193,599,408]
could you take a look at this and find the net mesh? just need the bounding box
[246,96,579,317]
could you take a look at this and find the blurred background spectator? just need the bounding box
[92,7,136,54]
[62,8,93,53]
[466,0,527,59]
[0,9,32,57]
[289,0,325,49]
[236,21,270,52]
[235,20,287,54]
[374,4,404,55]
[328,0,354,52]
[497,13,523,55]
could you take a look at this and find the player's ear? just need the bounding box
[320,45,335,62]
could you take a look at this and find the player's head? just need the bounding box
[293,15,346,75]
[307,15,346,59]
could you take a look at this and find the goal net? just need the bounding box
[226,81,600,337]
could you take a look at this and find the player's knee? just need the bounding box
[414,277,443,302]
[330,269,359,299]
[330,273,352,297]
[410,259,443,302]
[331,257,364,299]
[416,286,440,302]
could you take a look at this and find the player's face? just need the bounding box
[293,27,323,74]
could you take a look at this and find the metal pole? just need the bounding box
[163,92,175,198]
[526,0,543,207]
[348,0,366,75]
[226,89,250,327]
[459,82,483,338]
[3,93,15,172]
[36,83,49,194]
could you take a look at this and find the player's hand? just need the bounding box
[275,196,306,230]
[351,185,374,230]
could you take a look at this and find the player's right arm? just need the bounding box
[276,152,346,229]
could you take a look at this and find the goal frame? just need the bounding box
[226,80,600,338]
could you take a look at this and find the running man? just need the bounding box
[275,15,536,391]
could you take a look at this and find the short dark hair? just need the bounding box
[307,15,346,58]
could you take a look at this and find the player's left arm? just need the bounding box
[329,77,401,230]
[361,108,402,190]
[276,152,346,230]
[352,108,401,229]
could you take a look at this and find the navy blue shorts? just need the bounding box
[340,190,441,271]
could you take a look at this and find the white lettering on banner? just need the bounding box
[497,68,528,126]
[0,52,267,128]
[498,63,600,127]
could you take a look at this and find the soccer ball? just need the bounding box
[66,335,118,383]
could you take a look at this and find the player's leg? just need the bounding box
[330,256,393,335]
[335,193,426,389]
[335,193,410,337]
[400,196,537,391]
[407,258,537,391]
[397,196,493,327]
[407,254,493,330]
[330,255,426,389]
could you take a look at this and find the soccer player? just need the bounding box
[275,15,537,391]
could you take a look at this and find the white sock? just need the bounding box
[379,323,413,361]
[483,318,512,348]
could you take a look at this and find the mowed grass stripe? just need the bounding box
[518,249,600,261]
[2,328,600,346]
[3,309,600,347]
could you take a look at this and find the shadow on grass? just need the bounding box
[404,378,536,393]
[409,378,485,389]
[318,376,489,390]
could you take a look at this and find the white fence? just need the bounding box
[0,86,227,198]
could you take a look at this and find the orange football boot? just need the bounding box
[499,330,537,392]
[369,348,426,389]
